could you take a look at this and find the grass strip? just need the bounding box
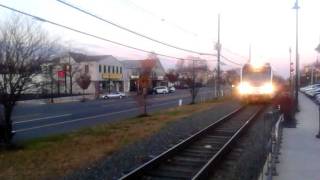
[0,99,225,180]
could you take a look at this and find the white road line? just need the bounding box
[13,114,72,124]
[15,101,177,132]
[15,108,139,132]
[100,100,136,107]
[12,113,41,119]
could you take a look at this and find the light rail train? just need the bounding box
[238,63,275,102]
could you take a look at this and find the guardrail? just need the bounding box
[259,111,284,180]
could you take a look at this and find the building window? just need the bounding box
[120,67,122,73]
[116,66,119,74]
[112,66,114,73]
[85,65,89,73]
[99,65,101,73]
[103,65,106,73]
[108,66,110,73]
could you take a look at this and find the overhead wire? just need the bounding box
[221,55,242,66]
[0,3,241,67]
[0,4,201,61]
[56,0,216,56]
[123,0,247,66]
[222,47,248,61]
[125,0,199,37]
[55,0,245,67]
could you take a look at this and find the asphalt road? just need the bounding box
[12,88,218,142]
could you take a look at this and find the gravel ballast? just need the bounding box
[65,100,241,180]
[209,106,277,180]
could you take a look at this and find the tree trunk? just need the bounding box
[57,79,60,95]
[70,75,72,95]
[82,89,85,102]
[143,93,147,116]
[191,88,196,104]
[0,106,13,144]
[191,59,196,104]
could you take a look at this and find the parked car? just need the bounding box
[305,86,320,97]
[315,94,320,104]
[101,92,126,99]
[311,88,320,97]
[153,86,169,94]
[302,84,320,93]
[168,86,176,93]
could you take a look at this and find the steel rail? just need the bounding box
[120,105,265,179]
[192,105,265,180]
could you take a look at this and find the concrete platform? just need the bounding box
[274,93,320,180]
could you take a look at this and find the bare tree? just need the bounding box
[165,69,178,86]
[134,53,157,116]
[0,15,57,144]
[76,73,91,102]
[176,57,208,104]
[224,68,240,85]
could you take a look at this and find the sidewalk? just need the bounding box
[274,93,320,180]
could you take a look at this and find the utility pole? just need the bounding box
[293,0,300,107]
[57,71,60,95]
[69,52,73,95]
[311,66,314,85]
[49,65,54,103]
[216,14,221,97]
[64,64,67,94]
[289,47,293,95]
[192,59,196,104]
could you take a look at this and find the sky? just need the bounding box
[0,0,320,78]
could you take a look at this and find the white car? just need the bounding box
[169,86,176,93]
[154,86,169,94]
[101,92,126,99]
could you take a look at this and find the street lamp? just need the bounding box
[293,0,300,108]
[289,47,293,96]
[216,14,221,97]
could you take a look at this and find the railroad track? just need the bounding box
[120,105,265,180]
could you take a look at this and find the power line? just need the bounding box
[0,4,204,61]
[0,3,237,67]
[56,0,216,56]
[115,0,247,66]
[125,0,199,37]
[221,55,242,66]
[222,47,248,60]
[56,0,246,67]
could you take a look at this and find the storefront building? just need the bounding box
[44,52,124,96]
[122,59,167,92]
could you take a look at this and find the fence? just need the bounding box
[259,111,284,180]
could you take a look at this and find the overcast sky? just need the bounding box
[0,0,320,77]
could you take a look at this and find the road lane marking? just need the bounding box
[14,109,139,132]
[15,101,177,132]
[100,100,136,107]
[12,113,41,119]
[13,114,72,124]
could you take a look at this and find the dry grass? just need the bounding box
[0,100,223,180]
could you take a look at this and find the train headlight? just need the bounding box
[238,82,253,94]
[260,83,274,94]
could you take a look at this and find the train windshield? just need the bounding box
[242,66,271,84]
